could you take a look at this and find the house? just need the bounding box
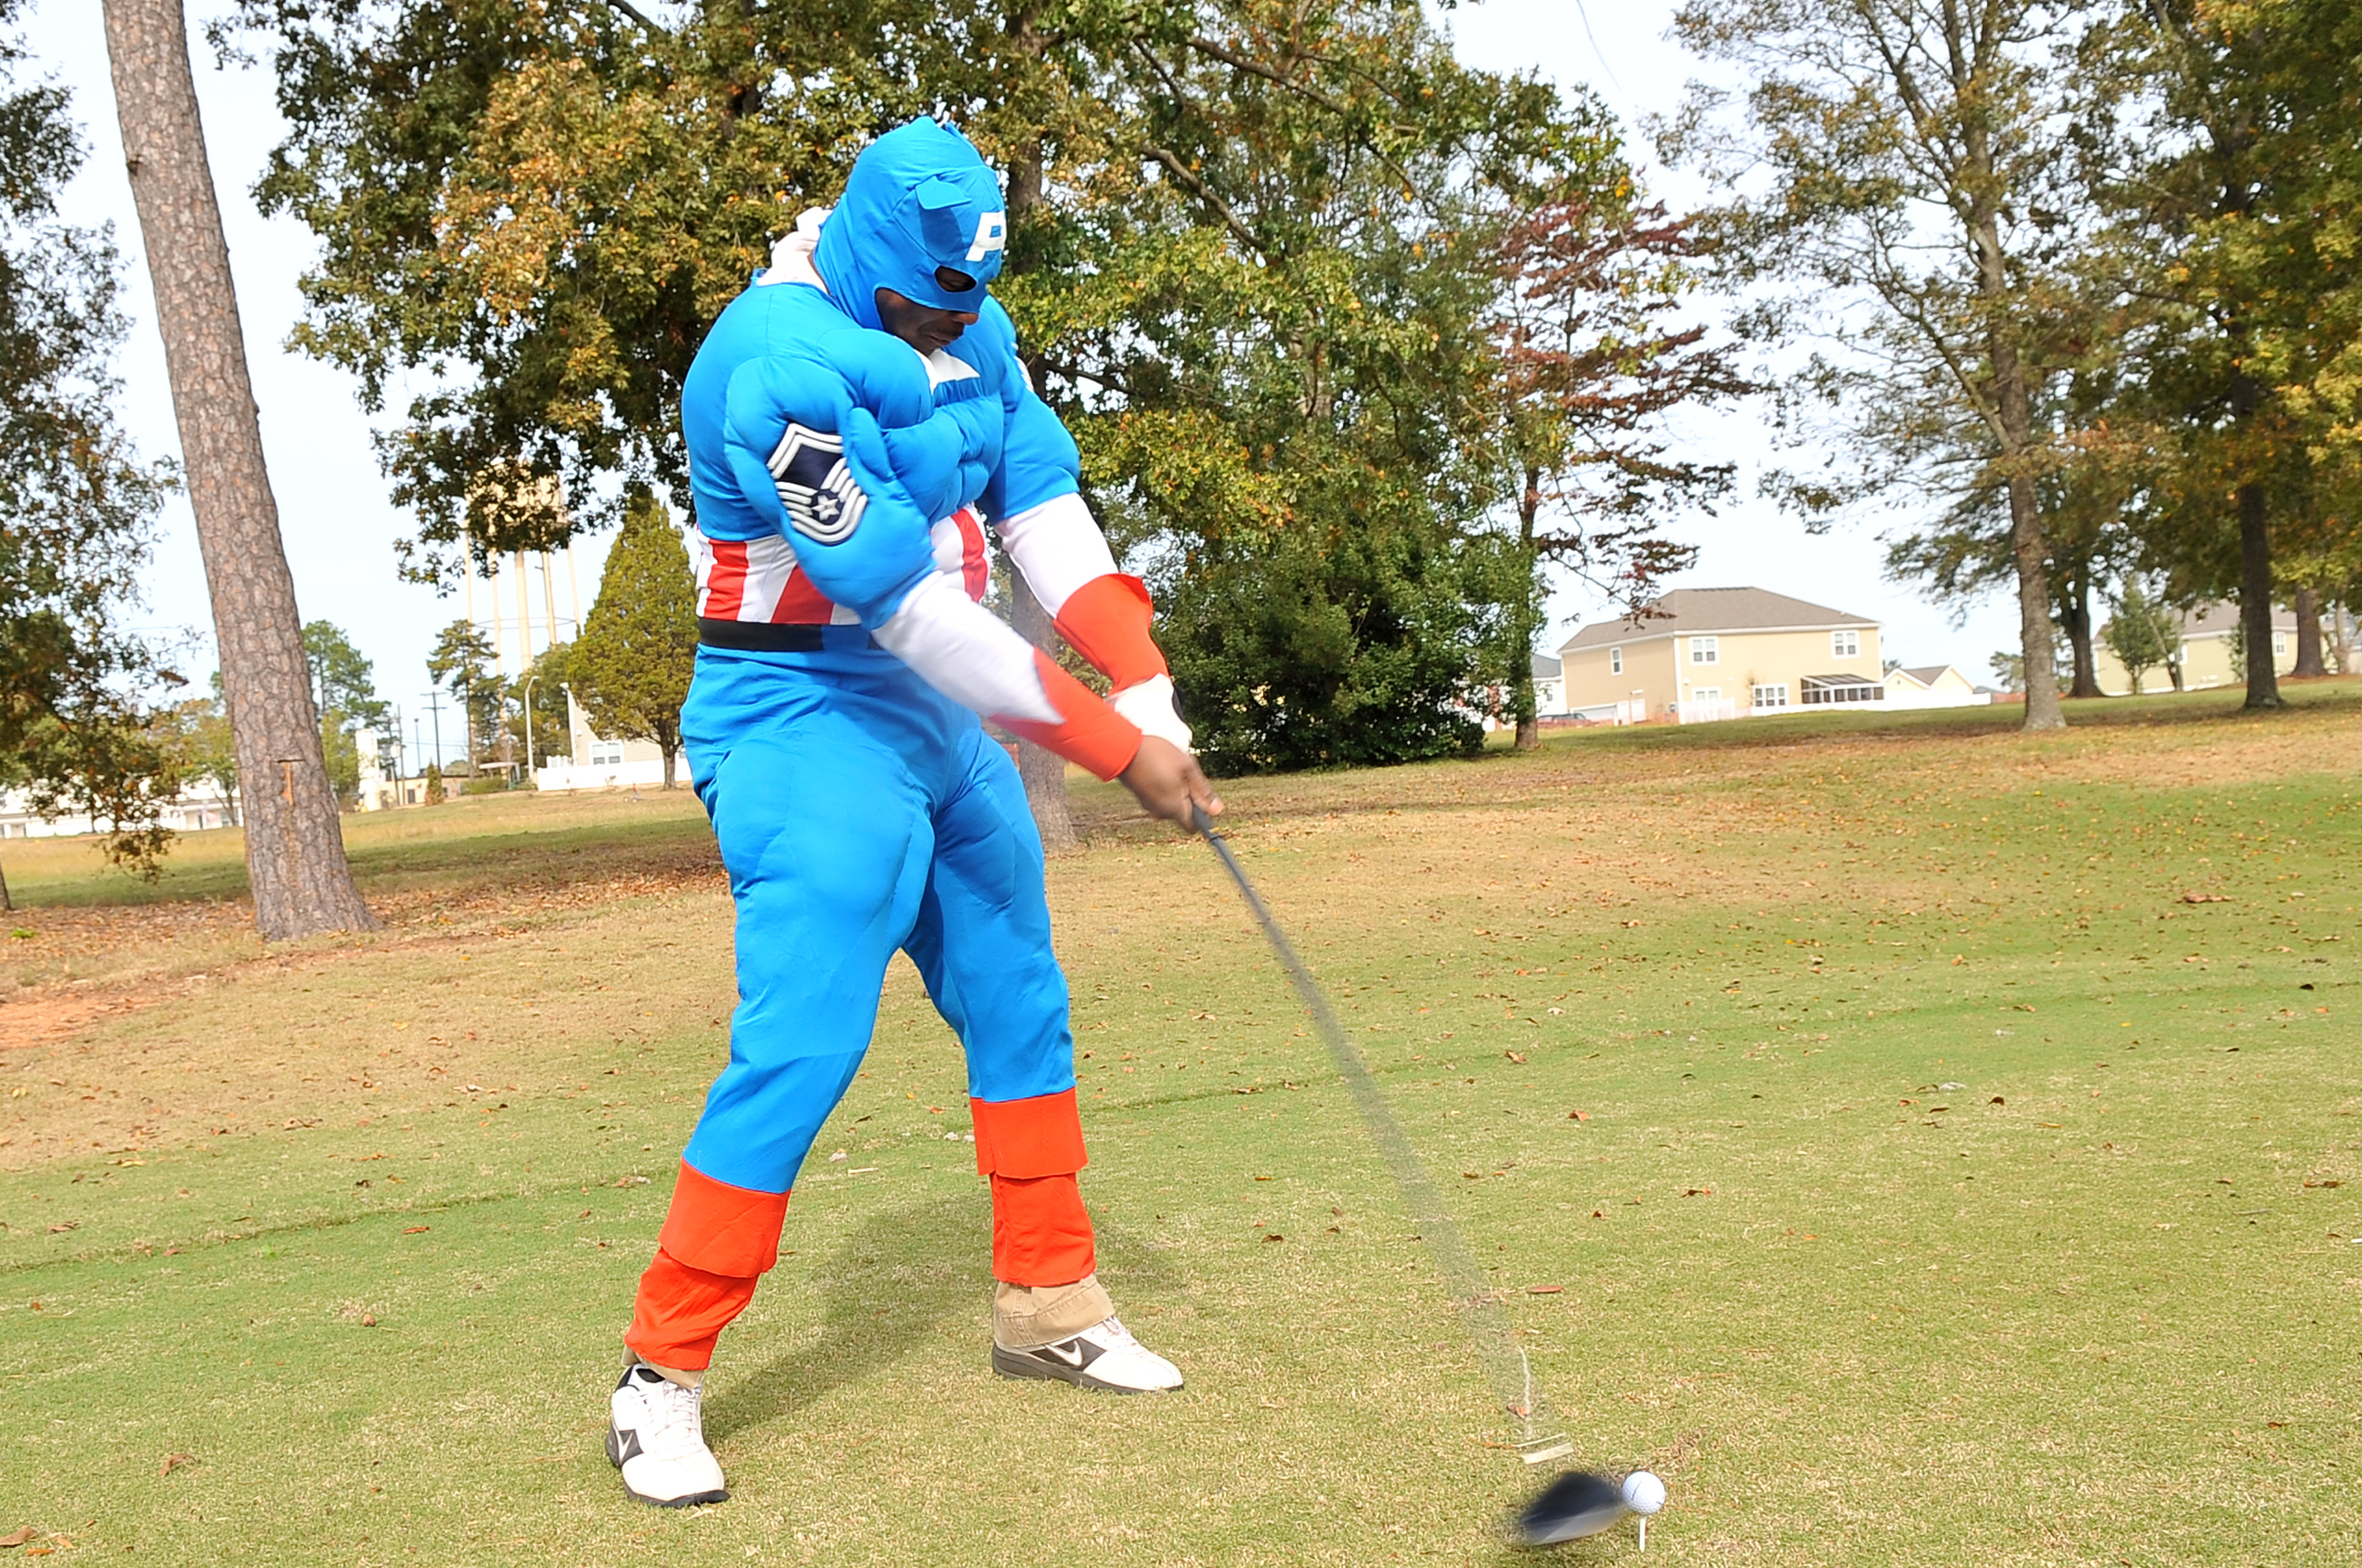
[2088,601,2308,695]
[1556,588,1888,723]
[1883,664,1987,709]
[532,687,685,792]
[0,779,236,838]
[1480,655,1568,731]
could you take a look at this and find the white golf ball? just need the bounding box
[1621,1470,1667,1515]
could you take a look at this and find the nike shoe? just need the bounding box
[607,1364,728,1507]
[992,1315,1184,1393]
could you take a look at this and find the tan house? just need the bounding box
[1557,588,1886,722]
[2089,601,2306,695]
[1883,664,1984,708]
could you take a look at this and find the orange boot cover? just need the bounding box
[624,1162,792,1370]
[971,1089,1095,1286]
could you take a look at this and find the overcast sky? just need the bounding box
[20,0,2016,761]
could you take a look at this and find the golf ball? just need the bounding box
[1621,1470,1667,1515]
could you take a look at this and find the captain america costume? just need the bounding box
[615,119,1200,1448]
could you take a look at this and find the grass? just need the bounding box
[3,682,2359,1565]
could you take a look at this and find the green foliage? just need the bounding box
[509,639,574,770]
[2101,580,2180,693]
[0,0,181,871]
[226,0,1632,773]
[299,621,386,805]
[425,619,500,769]
[571,488,695,787]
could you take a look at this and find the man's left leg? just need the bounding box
[902,731,1182,1393]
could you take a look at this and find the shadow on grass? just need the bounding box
[704,1196,1177,1442]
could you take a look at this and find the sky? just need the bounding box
[19,0,2018,767]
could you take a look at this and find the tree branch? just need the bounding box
[1141,144,1262,255]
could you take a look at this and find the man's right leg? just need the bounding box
[613,715,932,1506]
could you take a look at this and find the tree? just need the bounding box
[226,0,1606,788]
[1491,199,1749,748]
[2100,579,2177,694]
[509,638,575,774]
[302,620,386,804]
[2098,0,2362,711]
[425,619,498,773]
[101,0,373,936]
[1669,0,2102,732]
[571,488,696,788]
[0,0,182,883]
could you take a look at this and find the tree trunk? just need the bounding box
[2292,585,2327,677]
[2237,483,2282,709]
[1511,476,1542,751]
[1010,572,1079,851]
[657,718,680,789]
[998,63,1079,850]
[2062,563,2102,698]
[103,0,374,939]
[0,851,11,912]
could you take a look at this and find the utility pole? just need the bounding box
[420,690,446,772]
[522,675,540,774]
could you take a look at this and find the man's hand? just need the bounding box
[1119,736,1221,826]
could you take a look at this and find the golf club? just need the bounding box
[1189,804,1576,1472]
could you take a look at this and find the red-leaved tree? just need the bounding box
[1494,200,1752,747]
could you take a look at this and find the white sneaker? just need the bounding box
[992,1315,1184,1393]
[607,1364,728,1507]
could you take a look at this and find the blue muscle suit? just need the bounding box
[626,119,1187,1369]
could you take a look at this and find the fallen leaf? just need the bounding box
[402,1226,430,1235]
[2304,1179,2342,1190]
[2180,891,2228,904]
[1527,1285,1564,1295]
[1262,1233,1284,1242]
[361,1313,377,1328]
[0,1527,34,1548]
[1682,1187,1715,1197]
[45,1224,76,1235]
[1990,1096,2006,1105]
[1462,1172,1483,1180]
[1253,1175,1272,1182]
[1590,1209,1604,1218]
[160,1453,193,1477]
[1567,1110,1589,1122]
[1503,1050,1526,1064]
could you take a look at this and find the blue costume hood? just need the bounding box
[815,119,1008,332]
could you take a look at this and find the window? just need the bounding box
[1609,646,1622,675]
[1690,636,1719,664]
[1752,683,1789,709]
[2274,632,2290,656]
[590,742,625,767]
[1690,687,1721,702]
[1832,629,1860,658]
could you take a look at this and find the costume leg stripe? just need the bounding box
[970,1087,1088,1179]
[658,1160,793,1277]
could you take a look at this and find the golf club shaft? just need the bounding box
[1191,805,1569,1461]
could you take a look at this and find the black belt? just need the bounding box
[698,618,878,652]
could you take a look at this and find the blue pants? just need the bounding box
[677,646,1078,1196]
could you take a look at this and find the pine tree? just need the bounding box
[572,488,696,788]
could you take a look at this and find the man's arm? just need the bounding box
[982,333,1194,753]
[719,356,1145,781]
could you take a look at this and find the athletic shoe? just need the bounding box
[992,1315,1184,1393]
[607,1364,728,1507]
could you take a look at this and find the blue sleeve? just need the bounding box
[719,353,938,628]
[975,302,1081,521]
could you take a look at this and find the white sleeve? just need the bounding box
[993,491,1118,617]
[870,571,1059,724]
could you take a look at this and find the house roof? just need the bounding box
[1801,672,1883,688]
[2178,599,2298,637]
[1531,654,1562,679]
[1558,587,1878,653]
[1889,664,1956,687]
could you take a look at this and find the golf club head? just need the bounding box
[1512,1470,1627,1548]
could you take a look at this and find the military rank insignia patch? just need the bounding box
[765,423,868,544]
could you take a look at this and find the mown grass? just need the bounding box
[2,683,2358,1565]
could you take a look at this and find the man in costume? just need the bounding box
[606,117,1217,1508]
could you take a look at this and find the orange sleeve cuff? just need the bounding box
[970,1087,1089,1178]
[1000,649,1143,781]
[1051,574,1168,692]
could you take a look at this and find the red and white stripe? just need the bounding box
[693,506,989,626]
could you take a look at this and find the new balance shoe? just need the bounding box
[607,1364,728,1507]
[992,1315,1184,1393]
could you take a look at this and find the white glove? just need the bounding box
[1109,673,1194,754]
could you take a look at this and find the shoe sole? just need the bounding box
[607,1422,729,1508]
[991,1344,1182,1393]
